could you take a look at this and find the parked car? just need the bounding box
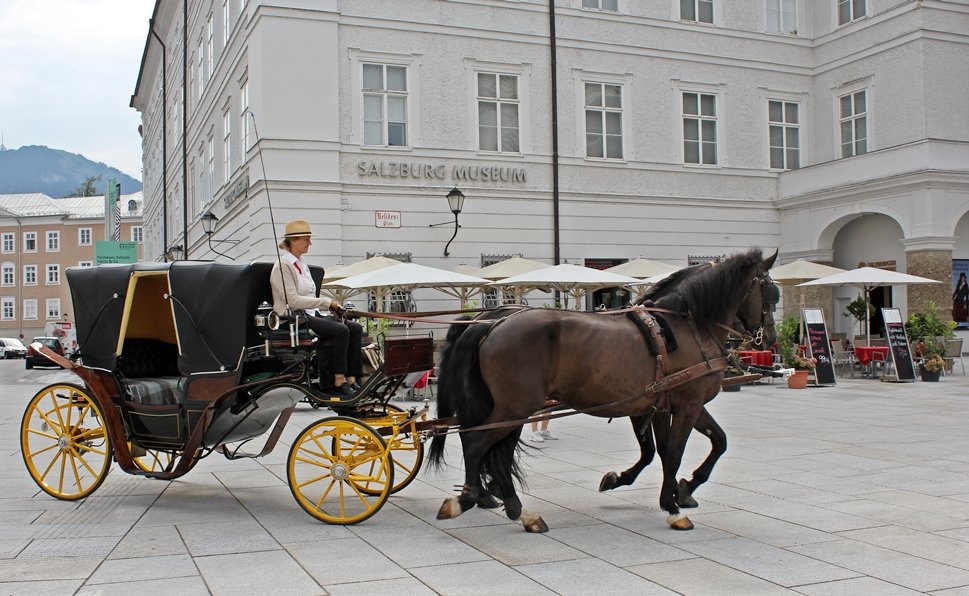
[26,337,65,369]
[0,337,27,359]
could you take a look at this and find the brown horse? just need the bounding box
[428,249,778,532]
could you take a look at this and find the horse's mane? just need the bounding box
[638,249,765,325]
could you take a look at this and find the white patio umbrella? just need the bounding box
[477,256,549,280]
[491,263,642,309]
[322,255,402,282]
[798,267,941,343]
[770,260,848,336]
[603,257,681,279]
[321,262,490,311]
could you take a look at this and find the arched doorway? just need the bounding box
[827,213,906,339]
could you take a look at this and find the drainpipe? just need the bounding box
[182,0,189,258]
[548,0,561,266]
[149,19,169,258]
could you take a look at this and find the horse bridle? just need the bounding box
[737,271,779,347]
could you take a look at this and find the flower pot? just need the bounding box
[919,365,941,382]
[787,369,810,389]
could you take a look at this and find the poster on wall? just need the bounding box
[953,259,969,329]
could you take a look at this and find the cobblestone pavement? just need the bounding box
[2,366,969,595]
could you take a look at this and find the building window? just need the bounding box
[1,297,13,321]
[24,232,36,252]
[839,89,867,157]
[207,136,215,203]
[838,0,865,25]
[46,231,60,252]
[206,15,214,80]
[241,79,250,151]
[46,298,61,320]
[1,263,13,286]
[223,0,230,45]
[362,63,408,147]
[132,227,143,243]
[79,261,93,267]
[582,0,618,11]
[477,73,520,153]
[585,82,623,159]
[79,228,92,245]
[681,0,713,23]
[197,40,205,97]
[24,299,37,320]
[768,100,800,170]
[46,264,60,285]
[766,0,796,34]
[683,91,717,165]
[24,265,36,285]
[223,107,232,181]
[1,233,13,253]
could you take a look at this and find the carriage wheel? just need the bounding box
[20,383,112,500]
[131,446,200,475]
[287,416,394,525]
[359,404,425,495]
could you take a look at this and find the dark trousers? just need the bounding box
[304,314,363,385]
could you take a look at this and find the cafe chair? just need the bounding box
[853,335,870,348]
[944,338,965,376]
[831,341,856,378]
[869,337,888,347]
[870,350,891,378]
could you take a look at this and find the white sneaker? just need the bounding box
[540,430,558,440]
[528,431,545,443]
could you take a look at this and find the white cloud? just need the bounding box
[0,0,154,179]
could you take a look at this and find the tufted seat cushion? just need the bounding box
[118,339,180,378]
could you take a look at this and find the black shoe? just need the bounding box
[350,382,362,391]
[327,384,355,398]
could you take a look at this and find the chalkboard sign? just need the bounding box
[882,308,916,382]
[803,308,836,385]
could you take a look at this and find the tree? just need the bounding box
[70,175,102,197]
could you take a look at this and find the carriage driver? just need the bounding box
[270,219,363,397]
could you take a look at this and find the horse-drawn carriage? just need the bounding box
[19,261,434,524]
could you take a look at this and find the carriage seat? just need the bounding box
[118,338,183,406]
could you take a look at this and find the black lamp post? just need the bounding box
[201,210,239,260]
[429,187,466,257]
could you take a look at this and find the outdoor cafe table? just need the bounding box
[854,345,890,367]
[738,350,773,367]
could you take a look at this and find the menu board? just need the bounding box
[803,308,836,385]
[882,308,916,382]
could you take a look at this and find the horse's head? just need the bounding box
[735,251,779,348]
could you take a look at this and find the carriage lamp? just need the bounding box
[200,210,240,260]
[429,187,466,257]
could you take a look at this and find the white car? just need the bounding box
[0,337,27,359]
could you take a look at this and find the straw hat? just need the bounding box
[283,219,312,238]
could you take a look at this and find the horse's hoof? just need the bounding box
[521,512,549,533]
[598,472,620,492]
[436,497,463,520]
[666,513,694,531]
[677,479,699,508]
[476,493,501,509]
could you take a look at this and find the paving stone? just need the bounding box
[107,524,188,559]
[194,550,323,595]
[0,579,84,595]
[629,557,797,595]
[413,559,555,595]
[76,575,210,596]
[445,524,587,566]
[86,554,198,584]
[177,519,282,556]
[516,557,677,595]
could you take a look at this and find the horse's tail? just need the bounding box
[427,317,479,469]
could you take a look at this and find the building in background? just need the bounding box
[131,1,969,335]
[0,193,143,341]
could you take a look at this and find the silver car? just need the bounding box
[0,337,27,359]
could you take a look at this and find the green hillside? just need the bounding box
[0,145,142,197]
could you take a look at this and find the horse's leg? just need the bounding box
[652,405,702,531]
[676,406,725,509]
[599,415,656,492]
[481,425,547,533]
[436,430,498,520]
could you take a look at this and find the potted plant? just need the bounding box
[843,295,874,338]
[777,314,813,388]
[906,302,956,382]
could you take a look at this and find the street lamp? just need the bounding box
[200,210,239,260]
[429,187,466,257]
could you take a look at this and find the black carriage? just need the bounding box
[19,261,434,524]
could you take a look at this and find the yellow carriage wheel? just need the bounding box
[20,383,112,500]
[287,416,393,525]
[359,404,425,495]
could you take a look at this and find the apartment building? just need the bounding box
[0,193,144,340]
[131,0,969,335]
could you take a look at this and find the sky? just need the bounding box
[0,0,155,181]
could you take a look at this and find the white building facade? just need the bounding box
[131,0,969,335]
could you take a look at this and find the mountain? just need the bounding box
[0,145,142,197]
